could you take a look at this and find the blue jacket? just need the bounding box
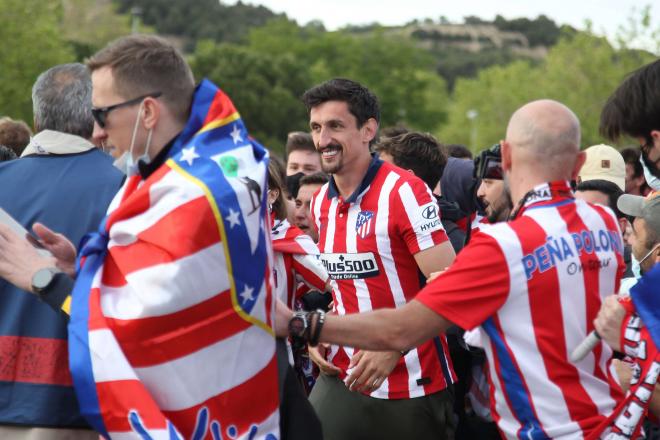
[0,147,122,427]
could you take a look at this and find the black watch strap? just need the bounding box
[38,273,74,317]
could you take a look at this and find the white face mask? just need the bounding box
[113,152,130,175]
[641,154,660,191]
[112,102,154,177]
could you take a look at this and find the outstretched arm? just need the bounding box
[320,300,452,352]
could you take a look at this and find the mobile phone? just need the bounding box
[0,208,52,257]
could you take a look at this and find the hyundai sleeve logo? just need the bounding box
[422,204,438,220]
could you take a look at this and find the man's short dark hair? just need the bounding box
[379,125,409,140]
[621,147,644,177]
[299,172,329,188]
[87,35,195,124]
[285,131,316,158]
[0,117,31,156]
[302,78,380,127]
[375,132,447,190]
[600,59,660,141]
[576,179,625,219]
[447,144,473,160]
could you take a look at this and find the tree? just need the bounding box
[0,0,74,123]
[438,28,656,151]
[248,21,450,133]
[190,41,312,153]
[115,0,282,49]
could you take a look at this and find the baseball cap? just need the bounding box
[618,191,660,235]
[579,144,625,191]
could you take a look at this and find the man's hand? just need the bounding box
[0,224,57,293]
[308,343,341,376]
[345,350,401,393]
[32,223,77,277]
[594,295,627,351]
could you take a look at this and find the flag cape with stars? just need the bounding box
[67,79,279,439]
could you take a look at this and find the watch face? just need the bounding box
[289,316,306,337]
[32,268,54,291]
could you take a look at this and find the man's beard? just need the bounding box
[319,143,343,174]
[486,180,513,223]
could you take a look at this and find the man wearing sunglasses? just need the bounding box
[601,59,660,192]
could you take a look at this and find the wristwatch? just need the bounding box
[288,311,310,339]
[31,267,61,295]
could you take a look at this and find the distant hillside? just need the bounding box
[111,2,574,89]
[348,15,573,88]
[114,0,284,49]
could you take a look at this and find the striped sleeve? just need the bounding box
[415,231,510,330]
[393,178,448,255]
[292,253,328,293]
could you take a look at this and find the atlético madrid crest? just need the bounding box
[355,210,374,239]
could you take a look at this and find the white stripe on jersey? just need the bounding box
[572,201,619,414]
[346,204,373,313]
[376,174,428,399]
[312,184,328,237]
[480,222,579,437]
[399,181,443,251]
[375,173,405,306]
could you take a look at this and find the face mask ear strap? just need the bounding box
[128,102,145,159]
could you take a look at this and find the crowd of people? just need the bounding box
[0,34,658,440]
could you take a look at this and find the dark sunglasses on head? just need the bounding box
[91,92,162,128]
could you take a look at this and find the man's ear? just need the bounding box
[501,140,512,172]
[361,118,378,145]
[650,129,660,156]
[617,217,628,235]
[572,151,587,180]
[142,97,160,130]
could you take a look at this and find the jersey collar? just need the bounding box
[326,153,383,204]
[511,180,574,219]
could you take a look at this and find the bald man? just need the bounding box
[281,100,626,439]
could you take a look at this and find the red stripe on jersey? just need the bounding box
[0,336,72,386]
[161,355,279,439]
[511,215,600,430]
[105,290,249,367]
[95,379,170,432]
[109,197,220,277]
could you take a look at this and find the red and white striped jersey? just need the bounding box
[310,156,456,399]
[271,218,328,309]
[417,181,626,439]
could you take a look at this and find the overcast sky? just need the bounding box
[225,0,658,47]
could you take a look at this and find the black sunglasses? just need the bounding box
[91,92,162,128]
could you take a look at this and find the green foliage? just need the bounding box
[247,20,450,133]
[190,41,312,153]
[439,30,656,150]
[493,15,563,47]
[115,0,281,50]
[0,0,74,123]
[61,0,136,56]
